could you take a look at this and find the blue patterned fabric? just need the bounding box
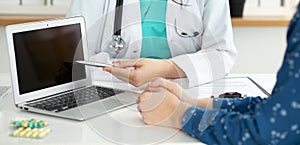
[181,4,300,145]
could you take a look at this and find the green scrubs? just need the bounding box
[139,0,171,59]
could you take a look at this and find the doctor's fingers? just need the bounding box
[113,59,144,68]
[107,67,145,87]
[104,67,131,82]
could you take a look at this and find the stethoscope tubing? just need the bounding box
[102,0,200,56]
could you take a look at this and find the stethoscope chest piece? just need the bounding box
[102,0,126,58]
[109,35,126,54]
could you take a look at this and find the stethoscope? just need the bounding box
[105,0,126,58]
[106,0,200,57]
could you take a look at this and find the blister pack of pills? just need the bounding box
[11,119,48,128]
[10,119,51,139]
[12,127,51,138]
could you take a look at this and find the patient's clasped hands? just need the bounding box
[104,59,214,129]
[136,78,212,129]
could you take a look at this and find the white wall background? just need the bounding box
[0,26,288,74]
[231,27,287,74]
[0,26,9,73]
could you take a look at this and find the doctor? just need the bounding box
[66,0,237,88]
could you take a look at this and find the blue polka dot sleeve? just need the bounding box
[213,97,265,113]
[181,4,300,145]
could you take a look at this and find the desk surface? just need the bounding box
[231,16,291,27]
[0,73,276,145]
[0,15,64,26]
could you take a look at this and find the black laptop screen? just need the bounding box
[13,23,86,95]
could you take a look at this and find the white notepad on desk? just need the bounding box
[185,77,270,100]
[94,76,270,99]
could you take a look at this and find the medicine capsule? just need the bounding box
[25,131,33,138]
[31,128,41,138]
[33,123,38,128]
[26,128,38,138]
[37,121,43,127]
[38,128,51,138]
[32,131,40,138]
[12,121,21,127]
[22,122,28,128]
[19,131,26,137]
[42,121,48,126]
[28,122,34,128]
[19,128,31,137]
[38,128,45,132]
[12,127,24,136]
[12,130,20,137]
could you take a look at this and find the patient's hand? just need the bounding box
[137,86,190,129]
[146,78,198,105]
[142,78,213,109]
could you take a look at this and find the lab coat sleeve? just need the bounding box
[170,0,238,88]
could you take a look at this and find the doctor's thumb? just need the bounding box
[103,67,112,73]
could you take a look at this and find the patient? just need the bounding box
[137,3,300,145]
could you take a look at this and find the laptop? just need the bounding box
[6,17,137,120]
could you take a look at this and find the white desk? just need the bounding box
[0,73,276,145]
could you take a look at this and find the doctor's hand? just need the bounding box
[137,82,190,129]
[103,58,186,87]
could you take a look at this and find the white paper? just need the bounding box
[94,77,271,99]
[185,77,270,100]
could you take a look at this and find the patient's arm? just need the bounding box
[147,78,265,113]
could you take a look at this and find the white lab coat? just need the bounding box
[66,0,238,88]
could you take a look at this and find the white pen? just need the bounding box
[76,60,113,67]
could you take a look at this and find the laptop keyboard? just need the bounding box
[25,86,123,112]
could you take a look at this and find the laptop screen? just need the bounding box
[13,23,86,95]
